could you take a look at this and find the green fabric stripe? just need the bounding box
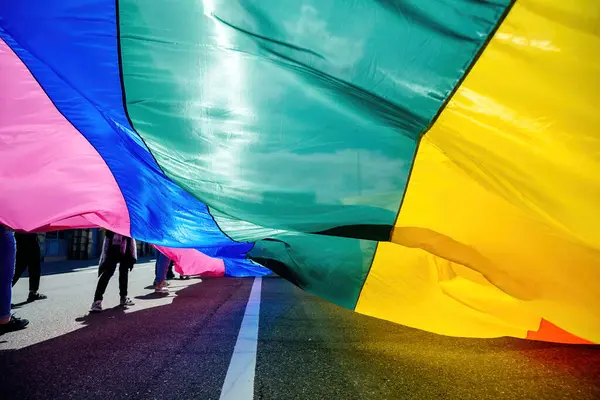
[250,234,376,309]
[119,0,511,307]
[212,208,374,308]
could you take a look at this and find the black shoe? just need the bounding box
[27,292,47,302]
[166,272,175,280]
[0,315,29,334]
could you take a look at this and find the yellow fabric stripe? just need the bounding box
[356,0,600,342]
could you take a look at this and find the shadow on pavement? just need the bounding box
[135,292,170,301]
[75,305,128,325]
[10,301,29,310]
[0,278,254,400]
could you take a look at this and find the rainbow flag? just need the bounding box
[1,0,598,344]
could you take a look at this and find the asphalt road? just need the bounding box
[1,259,598,400]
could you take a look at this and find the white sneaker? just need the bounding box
[120,297,135,306]
[90,300,103,312]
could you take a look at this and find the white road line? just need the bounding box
[220,277,262,400]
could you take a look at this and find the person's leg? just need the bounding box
[118,261,130,299]
[93,256,117,302]
[0,226,28,331]
[25,239,46,302]
[154,252,170,293]
[11,236,28,287]
[27,239,41,293]
[166,260,175,280]
[0,227,16,323]
[154,252,170,285]
[118,261,134,306]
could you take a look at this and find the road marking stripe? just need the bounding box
[220,277,262,400]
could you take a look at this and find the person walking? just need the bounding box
[90,230,136,312]
[0,225,29,333]
[12,232,47,302]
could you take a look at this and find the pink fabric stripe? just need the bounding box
[0,39,130,235]
[155,246,225,277]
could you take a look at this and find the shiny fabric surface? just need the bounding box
[357,0,600,344]
[119,0,507,233]
[0,38,130,233]
[118,0,508,304]
[0,0,267,277]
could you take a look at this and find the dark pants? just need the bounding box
[12,235,41,292]
[93,252,133,301]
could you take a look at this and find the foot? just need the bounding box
[27,292,48,302]
[120,297,135,307]
[0,315,29,334]
[154,280,169,294]
[90,300,103,313]
[166,272,175,280]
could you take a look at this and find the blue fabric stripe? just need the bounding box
[0,0,268,276]
[224,259,273,278]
